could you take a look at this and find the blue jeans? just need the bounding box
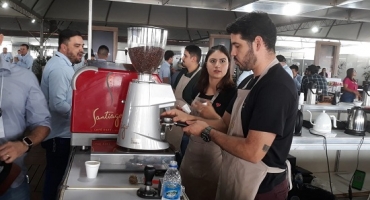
[41,138,71,200]
[0,177,30,200]
[177,134,190,168]
[340,92,355,103]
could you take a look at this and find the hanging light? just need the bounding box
[311,26,319,33]
[2,2,8,8]
[31,19,36,23]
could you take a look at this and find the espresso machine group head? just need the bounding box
[117,27,175,150]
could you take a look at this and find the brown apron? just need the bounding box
[180,92,221,200]
[166,67,202,151]
[216,59,292,200]
[174,67,201,108]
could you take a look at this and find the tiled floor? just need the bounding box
[25,145,46,200]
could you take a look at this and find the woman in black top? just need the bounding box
[179,45,236,200]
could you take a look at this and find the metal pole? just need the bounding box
[88,0,92,60]
[40,19,44,59]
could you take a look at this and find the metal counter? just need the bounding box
[59,149,189,200]
[293,128,370,150]
[59,116,370,199]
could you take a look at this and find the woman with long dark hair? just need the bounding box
[179,45,236,200]
[340,68,360,102]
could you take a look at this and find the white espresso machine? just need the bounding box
[117,27,175,150]
[71,27,176,172]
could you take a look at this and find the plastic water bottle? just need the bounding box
[161,161,181,200]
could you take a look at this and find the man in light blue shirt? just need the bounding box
[159,50,174,84]
[1,47,13,63]
[40,29,84,200]
[276,55,293,78]
[0,33,51,200]
[290,64,302,94]
[236,70,253,86]
[15,44,34,71]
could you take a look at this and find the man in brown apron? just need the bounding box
[170,12,297,200]
[171,45,202,161]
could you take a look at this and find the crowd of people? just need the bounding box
[0,10,362,200]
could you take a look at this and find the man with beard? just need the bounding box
[162,12,297,200]
[40,29,84,200]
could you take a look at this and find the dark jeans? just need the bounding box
[340,92,355,103]
[177,134,190,168]
[255,179,289,200]
[0,176,30,200]
[41,138,71,200]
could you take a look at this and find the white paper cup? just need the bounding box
[181,104,191,114]
[85,161,101,179]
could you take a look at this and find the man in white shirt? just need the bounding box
[15,44,33,71]
[276,55,293,78]
[1,47,13,63]
[159,50,174,84]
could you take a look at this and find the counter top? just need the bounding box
[59,149,189,200]
[301,102,356,112]
[291,128,370,150]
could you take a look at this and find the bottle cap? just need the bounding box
[169,160,178,167]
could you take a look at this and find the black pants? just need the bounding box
[41,138,71,200]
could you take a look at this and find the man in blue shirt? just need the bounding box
[15,44,34,71]
[0,34,51,200]
[41,29,84,200]
[1,47,13,63]
[159,50,174,84]
[290,64,302,94]
[276,55,293,78]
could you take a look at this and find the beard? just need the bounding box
[67,50,82,64]
[234,46,257,71]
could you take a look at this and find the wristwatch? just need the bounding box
[201,126,213,142]
[22,137,33,153]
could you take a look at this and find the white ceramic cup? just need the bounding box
[85,161,101,179]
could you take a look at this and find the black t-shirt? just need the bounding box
[226,64,298,193]
[198,87,237,117]
[173,66,201,105]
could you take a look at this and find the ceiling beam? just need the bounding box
[325,20,336,38]
[7,0,43,20]
[356,22,364,40]
[31,0,40,10]
[43,0,56,19]
[105,2,113,26]
[147,5,152,25]
[15,18,22,31]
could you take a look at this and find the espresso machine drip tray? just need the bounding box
[91,146,175,172]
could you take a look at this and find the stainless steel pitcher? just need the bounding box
[345,106,367,136]
[306,82,317,105]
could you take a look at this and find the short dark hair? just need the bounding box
[198,45,235,94]
[185,45,201,63]
[164,50,174,61]
[20,44,29,50]
[98,45,109,56]
[226,12,277,52]
[276,55,286,62]
[308,64,318,74]
[322,67,326,70]
[290,65,299,71]
[58,29,82,50]
[84,49,95,60]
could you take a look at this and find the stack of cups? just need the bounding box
[85,161,101,179]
